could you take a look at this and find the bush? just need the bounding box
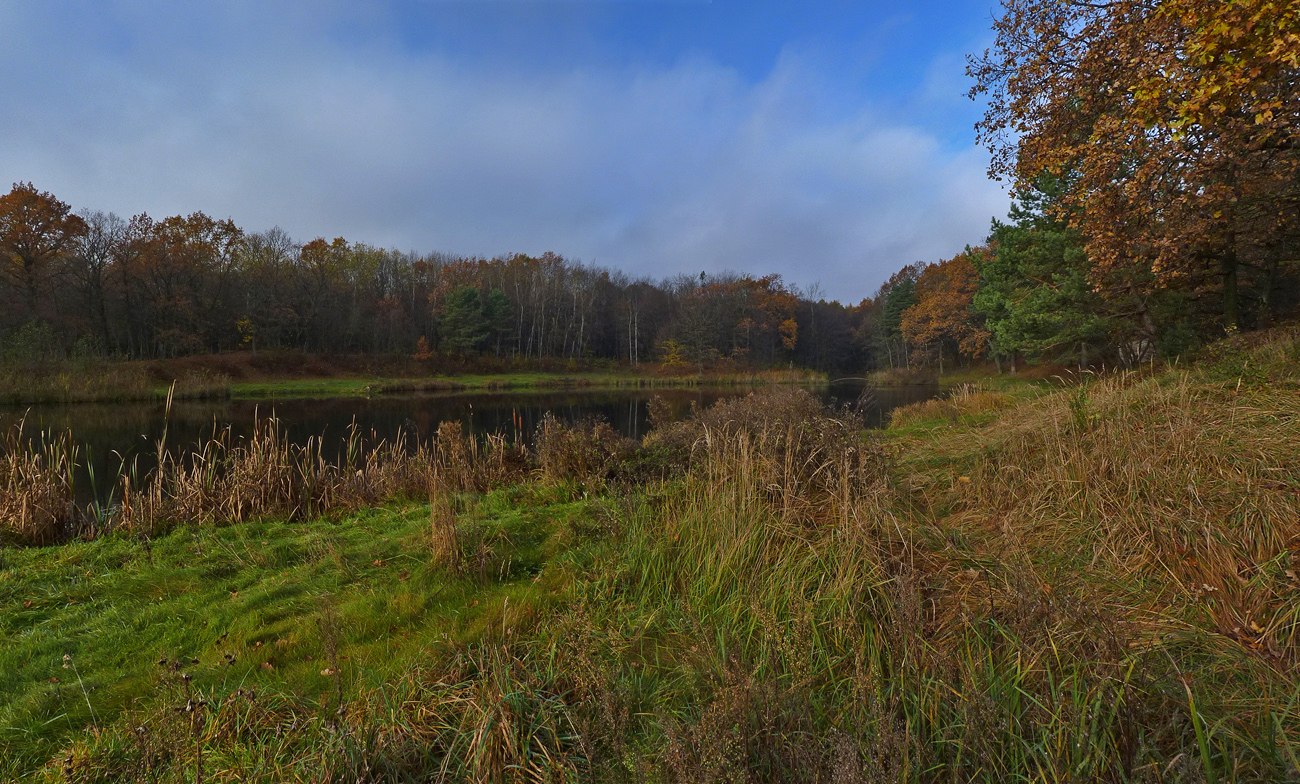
[533,414,633,486]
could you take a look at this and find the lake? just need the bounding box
[0,382,937,504]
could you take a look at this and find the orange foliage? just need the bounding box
[900,248,990,362]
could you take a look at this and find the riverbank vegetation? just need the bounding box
[0,349,824,406]
[2,328,1297,780]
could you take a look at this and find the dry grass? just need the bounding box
[533,413,633,486]
[9,332,1300,781]
[113,417,431,538]
[964,371,1300,663]
[888,382,1014,428]
[0,364,230,405]
[866,365,938,386]
[1,405,538,546]
[433,421,529,495]
[0,421,82,545]
[536,343,1300,780]
[1,415,433,544]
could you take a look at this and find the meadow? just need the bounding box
[1,329,1298,782]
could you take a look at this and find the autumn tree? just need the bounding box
[970,0,1300,331]
[138,212,245,354]
[67,211,127,351]
[0,184,875,369]
[0,182,88,321]
[900,249,990,372]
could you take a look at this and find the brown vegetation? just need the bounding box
[888,382,1013,427]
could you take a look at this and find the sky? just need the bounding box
[0,0,1009,302]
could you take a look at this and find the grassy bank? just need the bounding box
[2,329,1298,781]
[0,365,231,406]
[231,368,823,400]
[0,488,602,781]
[0,352,823,405]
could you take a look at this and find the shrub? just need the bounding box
[533,414,632,486]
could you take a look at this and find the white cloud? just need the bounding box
[0,4,1007,302]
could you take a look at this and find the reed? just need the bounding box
[533,413,632,486]
[1,414,432,544]
[110,416,432,538]
[0,419,82,545]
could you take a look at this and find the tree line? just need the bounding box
[0,184,874,373]
[3,2,1295,376]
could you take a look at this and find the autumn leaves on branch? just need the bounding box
[968,0,1300,331]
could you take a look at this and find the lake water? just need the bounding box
[0,382,937,503]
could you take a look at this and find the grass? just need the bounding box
[0,349,825,406]
[230,368,824,401]
[2,328,1298,781]
[0,486,602,781]
[0,364,231,405]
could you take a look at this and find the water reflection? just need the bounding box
[0,382,937,503]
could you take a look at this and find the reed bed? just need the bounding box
[0,421,84,545]
[113,417,431,538]
[0,413,529,546]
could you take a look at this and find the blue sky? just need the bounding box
[0,0,1008,301]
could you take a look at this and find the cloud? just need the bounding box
[0,3,1007,302]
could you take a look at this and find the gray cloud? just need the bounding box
[0,3,1007,302]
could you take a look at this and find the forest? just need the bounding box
[5,0,1298,392]
[0,190,857,374]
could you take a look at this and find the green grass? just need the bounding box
[230,369,824,400]
[0,487,602,780]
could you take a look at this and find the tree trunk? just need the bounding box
[1221,251,1240,331]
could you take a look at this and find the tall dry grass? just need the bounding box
[0,398,544,546]
[966,371,1300,664]
[0,420,83,545]
[533,413,632,486]
[539,379,1300,779]
[112,416,431,538]
[888,382,1013,427]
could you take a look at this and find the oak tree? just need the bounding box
[0,182,88,318]
[969,0,1300,329]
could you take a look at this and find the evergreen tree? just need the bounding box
[440,286,489,354]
